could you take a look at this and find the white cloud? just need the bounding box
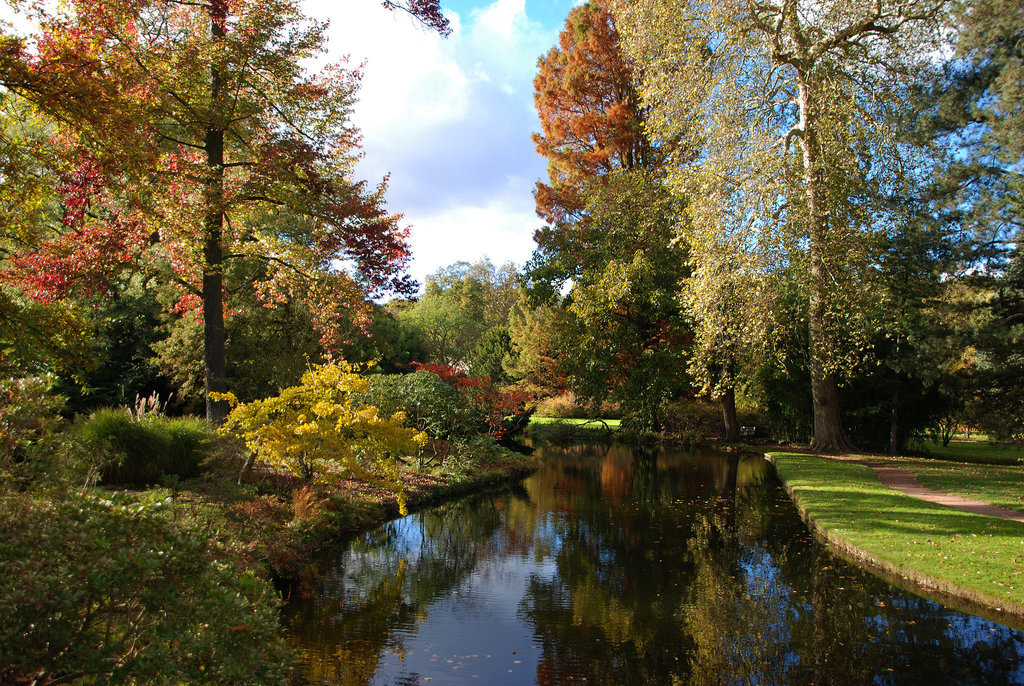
[406,197,539,285]
[302,0,557,284]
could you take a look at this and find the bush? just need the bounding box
[0,376,68,484]
[77,410,211,485]
[534,392,587,419]
[217,363,426,513]
[534,392,622,421]
[0,490,292,684]
[357,369,469,439]
[662,400,724,439]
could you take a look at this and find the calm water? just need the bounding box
[283,443,1024,685]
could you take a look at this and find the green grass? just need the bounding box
[915,437,1023,465]
[526,416,621,443]
[893,457,1024,514]
[770,452,1024,616]
[529,416,622,429]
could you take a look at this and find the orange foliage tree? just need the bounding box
[531,0,653,228]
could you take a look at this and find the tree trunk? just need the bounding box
[203,0,229,424]
[797,71,854,454]
[888,386,901,455]
[721,384,740,442]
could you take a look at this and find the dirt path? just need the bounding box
[827,454,1024,524]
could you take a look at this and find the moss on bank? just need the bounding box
[768,451,1024,625]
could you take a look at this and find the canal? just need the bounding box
[283,443,1024,684]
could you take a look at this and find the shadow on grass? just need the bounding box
[771,452,1024,622]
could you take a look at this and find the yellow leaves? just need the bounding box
[218,362,425,513]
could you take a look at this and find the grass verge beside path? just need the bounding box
[769,452,1024,621]
[893,457,1024,514]
[916,438,1023,465]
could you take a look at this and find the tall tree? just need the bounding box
[529,0,656,298]
[556,170,690,431]
[617,0,951,451]
[0,0,449,422]
[527,1,690,428]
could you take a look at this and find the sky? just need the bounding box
[302,0,582,290]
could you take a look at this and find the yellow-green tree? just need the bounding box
[615,0,951,451]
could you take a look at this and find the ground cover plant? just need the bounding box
[0,489,292,685]
[770,452,1024,616]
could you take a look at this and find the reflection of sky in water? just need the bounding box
[287,447,1024,685]
[370,538,553,684]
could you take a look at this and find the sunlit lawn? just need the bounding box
[770,452,1024,615]
[915,436,1023,466]
[892,456,1024,514]
[529,416,622,429]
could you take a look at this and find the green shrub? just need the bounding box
[0,376,67,484]
[77,410,211,485]
[356,370,471,439]
[0,490,292,684]
[662,400,723,439]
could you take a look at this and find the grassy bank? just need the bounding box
[526,416,621,443]
[915,437,1023,465]
[165,444,538,581]
[768,451,1024,621]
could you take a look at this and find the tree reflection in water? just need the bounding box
[285,444,1024,686]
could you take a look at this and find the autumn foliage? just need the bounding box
[0,0,449,420]
[411,362,533,440]
[532,0,651,227]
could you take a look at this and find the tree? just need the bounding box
[218,362,427,512]
[398,259,519,369]
[528,0,655,295]
[917,0,1024,440]
[0,0,450,423]
[617,0,951,451]
[527,3,689,429]
[554,170,690,431]
[503,297,564,392]
[532,0,652,226]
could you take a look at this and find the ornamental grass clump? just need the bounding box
[215,362,427,514]
[77,409,211,485]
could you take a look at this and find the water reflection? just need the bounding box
[284,444,1024,685]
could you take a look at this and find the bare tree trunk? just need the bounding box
[797,72,854,454]
[203,0,229,425]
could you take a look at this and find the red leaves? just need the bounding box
[3,153,148,303]
[411,362,533,440]
[532,0,649,225]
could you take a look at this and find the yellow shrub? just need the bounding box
[215,363,427,514]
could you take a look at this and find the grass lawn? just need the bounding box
[893,457,1024,514]
[914,437,1023,465]
[769,451,1024,618]
[529,416,622,429]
